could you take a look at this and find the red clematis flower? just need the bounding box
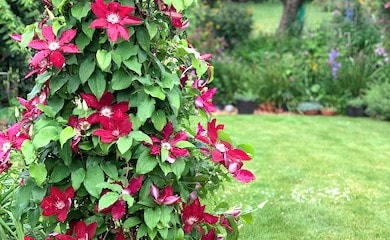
[40,186,75,222]
[28,25,79,70]
[93,110,132,143]
[196,119,255,183]
[146,122,190,163]
[195,88,217,114]
[0,123,30,174]
[18,85,49,123]
[154,0,189,30]
[81,91,129,124]
[201,228,224,240]
[98,176,143,220]
[24,236,35,240]
[181,198,219,234]
[90,0,142,42]
[385,1,390,8]
[150,184,181,205]
[66,220,97,240]
[68,116,93,152]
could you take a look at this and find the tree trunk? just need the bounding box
[277,0,305,36]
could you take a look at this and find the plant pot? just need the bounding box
[346,106,366,117]
[236,99,258,114]
[303,110,320,115]
[321,108,337,116]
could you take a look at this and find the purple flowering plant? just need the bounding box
[1,0,257,239]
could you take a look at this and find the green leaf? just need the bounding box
[122,194,134,208]
[76,33,91,52]
[49,164,70,183]
[98,192,120,211]
[144,208,161,229]
[146,21,158,40]
[123,56,142,75]
[21,140,35,165]
[175,141,195,148]
[49,75,68,94]
[172,0,185,11]
[130,130,152,144]
[136,150,158,174]
[123,217,142,228]
[115,41,138,60]
[167,87,181,116]
[100,162,119,180]
[79,58,96,84]
[60,126,75,147]
[136,27,150,51]
[21,25,35,47]
[88,70,106,100]
[67,75,81,93]
[238,143,255,157]
[161,148,169,163]
[29,163,47,186]
[82,21,95,40]
[36,104,56,118]
[171,158,186,178]
[241,213,254,224]
[84,165,104,198]
[160,72,178,89]
[137,96,155,123]
[71,1,91,21]
[144,85,166,100]
[32,126,59,149]
[151,110,167,131]
[159,205,173,226]
[36,71,52,84]
[136,224,148,239]
[111,68,133,90]
[117,135,133,154]
[96,182,123,193]
[96,49,112,71]
[71,168,86,190]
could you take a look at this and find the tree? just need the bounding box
[277,0,306,36]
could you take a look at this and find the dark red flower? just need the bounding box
[90,0,142,42]
[68,116,93,152]
[18,86,48,123]
[67,220,97,240]
[81,91,129,124]
[28,26,79,70]
[150,184,181,205]
[181,198,218,234]
[24,236,35,240]
[154,0,189,30]
[40,186,75,222]
[146,122,189,163]
[93,110,132,143]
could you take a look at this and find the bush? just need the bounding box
[365,81,390,120]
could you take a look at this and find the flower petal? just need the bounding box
[28,40,48,50]
[42,26,56,42]
[50,51,65,69]
[234,169,256,183]
[90,18,108,29]
[58,29,77,45]
[91,0,108,18]
[61,44,80,53]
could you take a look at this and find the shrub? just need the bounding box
[365,81,390,120]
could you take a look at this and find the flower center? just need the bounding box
[79,121,91,131]
[100,106,112,117]
[55,200,65,210]
[2,141,12,152]
[112,129,120,137]
[39,58,48,68]
[106,13,120,24]
[186,216,199,225]
[48,41,60,51]
[161,141,172,151]
[215,143,226,152]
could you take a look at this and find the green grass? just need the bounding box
[216,115,390,240]
[246,2,332,36]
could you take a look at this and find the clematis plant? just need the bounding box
[2,0,256,239]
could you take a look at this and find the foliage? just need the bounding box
[1,0,256,239]
[364,81,390,120]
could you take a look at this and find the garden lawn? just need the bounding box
[246,2,332,36]
[217,115,390,240]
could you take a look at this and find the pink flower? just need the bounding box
[385,1,390,8]
[90,0,142,42]
[28,25,79,70]
[181,198,219,234]
[68,116,93,152]
[150,184,181,205]
[24,237,35,240]
[146,122,190,163]
[40,186,75,222]
[18,86,48,123]
[92,110,132,143]
[98,176,143,220]
[0,123,30,174]
[201,228,223,240]
[195,88,217,113]
[196,119,255,183]
[81,91,129,124]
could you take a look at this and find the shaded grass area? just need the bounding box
[217,115,390,240]
[246,2,332,36]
